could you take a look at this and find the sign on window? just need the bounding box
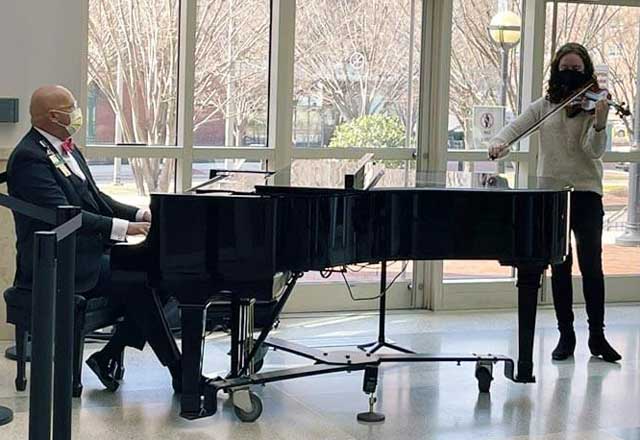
[594,64,609,90]
[472,106,504,149]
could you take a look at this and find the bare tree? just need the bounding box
[449,0,522,137]
[449,1,622,139]
[88,0,179,195]
[88,0,640,199]
[295,0,420,135]
[548,4,634,136]
[88,0,269,195]
[193,0,270,145]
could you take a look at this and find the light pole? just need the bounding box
[616,22,640,246]
[488,11,521,173]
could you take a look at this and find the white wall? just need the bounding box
[0,0,87,339]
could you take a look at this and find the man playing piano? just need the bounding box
[7,85,182,392]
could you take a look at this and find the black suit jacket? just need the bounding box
[7,127,139,293]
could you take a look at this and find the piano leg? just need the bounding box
[179,303,214,419]
[515,264,544,383]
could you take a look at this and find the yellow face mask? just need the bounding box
[52,107,83,137]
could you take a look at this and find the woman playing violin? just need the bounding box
[488,42,621,363]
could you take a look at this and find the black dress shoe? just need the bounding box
[107,357,125,381]
[551,330,576,361]
[589,334,621,363]
[86,353,120,392]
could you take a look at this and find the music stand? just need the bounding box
[356,261,415,355]
[343,154,414,355]
[344,153,374,190]
[186,169,277,193]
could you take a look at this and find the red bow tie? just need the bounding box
[61,138,75,155]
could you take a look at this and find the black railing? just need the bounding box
[0,172,81,440]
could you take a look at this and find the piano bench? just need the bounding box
[3,287,125,397]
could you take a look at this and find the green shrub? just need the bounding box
[329,115,405,149]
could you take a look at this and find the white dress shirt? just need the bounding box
[35,128,146,241]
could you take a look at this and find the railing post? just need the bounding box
[52,206,79,440]
[29,231,57,440]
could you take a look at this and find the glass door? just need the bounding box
[436,0,526,310]
[285,0,424,312]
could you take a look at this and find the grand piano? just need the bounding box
[112,170,571,422]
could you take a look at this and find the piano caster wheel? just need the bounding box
[475,361,494,393]
[231,389,263,422]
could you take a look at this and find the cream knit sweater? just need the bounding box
[491,97,607,195]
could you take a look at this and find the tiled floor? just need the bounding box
[0,305,639,439]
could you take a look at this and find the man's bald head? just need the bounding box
[30,85,77,139]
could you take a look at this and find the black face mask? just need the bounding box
[556,69,589,91]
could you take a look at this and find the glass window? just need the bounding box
[87,157,177,208]
[87,0,180,146]
[290,159,414,189]
[543,3,631,99]
[545,3,640,277]
[293,0,422,148]
[448,1,523,153]
[302,262,413,285]
[601,166,639,276]
[194,0,271,147]
[191,159,268,191]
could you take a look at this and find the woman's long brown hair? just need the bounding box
[546,42,597,104]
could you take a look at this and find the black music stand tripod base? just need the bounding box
[357,261,415,356]
[357,340,414,355]
[0,406,13,426]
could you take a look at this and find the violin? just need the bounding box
[567,83,631,118]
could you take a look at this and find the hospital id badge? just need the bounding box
[47,151,72,177]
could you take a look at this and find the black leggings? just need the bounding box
[551,191,606,333]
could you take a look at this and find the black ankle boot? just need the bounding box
[552,329,576,360]
[588,333,621,363]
